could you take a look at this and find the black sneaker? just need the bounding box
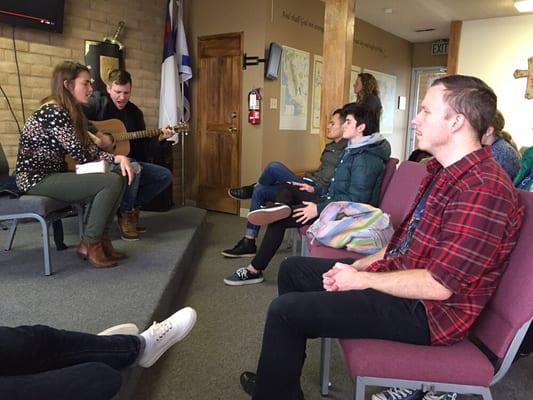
[228,183,256,200]
[224,267,264,286]
[240,371,256,396]
[221,237,257,258]
[247,203,292,226]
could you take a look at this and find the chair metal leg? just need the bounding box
[36,215,52,276]
[301,236,309,256]
[480,388,493,400]
[4,219,18,250]
[320,337,332,395]
[354,377,365,400]
[290,228,299,256]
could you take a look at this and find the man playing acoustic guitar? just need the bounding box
[83,69,173,241]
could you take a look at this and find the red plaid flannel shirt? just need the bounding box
[367,147,524,345]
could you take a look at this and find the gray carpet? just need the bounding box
[0,206,206,333]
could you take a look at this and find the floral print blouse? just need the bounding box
[15,104,114,192]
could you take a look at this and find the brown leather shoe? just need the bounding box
[77,240,89,259]
[101,234,127,260]
[86,241,118,268]
[133,208,147,233]
[117,210,140,241]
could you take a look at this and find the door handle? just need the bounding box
[228,127,237,134]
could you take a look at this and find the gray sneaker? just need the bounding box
[224,267,264,286]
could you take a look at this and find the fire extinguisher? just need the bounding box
[248,88,261,125]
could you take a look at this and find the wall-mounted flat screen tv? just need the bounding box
[0,0,65,33]
[265,42,282,80]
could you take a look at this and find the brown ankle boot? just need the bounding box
[117,210,140,241]
[101,235,127,260]
[86,241,118,268]
[77,240,89,259]
[133,208,147,233]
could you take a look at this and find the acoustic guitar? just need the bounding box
[66,119,189,170]
[91,118,189,156]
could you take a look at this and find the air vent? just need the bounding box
[414,28,436,32]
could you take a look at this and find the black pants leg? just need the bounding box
[0,362,122,400]
[252,256,431,400]
[251,185,321,270]
[0,325,141,400]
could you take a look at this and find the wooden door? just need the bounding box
[197,33,242,213]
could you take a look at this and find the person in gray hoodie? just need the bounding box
[224,103,391,286]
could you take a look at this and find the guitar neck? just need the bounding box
[113,128,161,142]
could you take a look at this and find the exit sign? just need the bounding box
[431,39,449,56]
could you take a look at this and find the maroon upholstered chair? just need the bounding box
[319,190,533,400]
[305,160,427,259]
[378,157,399,204]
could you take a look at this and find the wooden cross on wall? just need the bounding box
[514,56,533,100]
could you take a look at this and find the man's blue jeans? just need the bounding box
[0,325,142,400]
[121,161,172,212]
[246,162,305,238]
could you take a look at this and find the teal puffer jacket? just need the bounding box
[316,135,391,213]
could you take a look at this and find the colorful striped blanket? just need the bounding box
[306,201,394,254]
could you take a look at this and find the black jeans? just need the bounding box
[252,256,431,400]
[251,184,320,270]
[0,325,142,400]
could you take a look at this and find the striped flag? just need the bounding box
[158,0,192,128]
[176,0,192,122]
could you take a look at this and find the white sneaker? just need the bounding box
[98,323,139,336]
[138,306,197,368]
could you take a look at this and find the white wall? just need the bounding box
[458,14,533,148]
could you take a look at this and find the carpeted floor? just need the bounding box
[1,209,531,399]
[132,211,533,400]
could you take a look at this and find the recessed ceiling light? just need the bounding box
[515,0,533,12]
[383,8,394,14]
[414,28,436,32]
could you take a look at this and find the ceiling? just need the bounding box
[354,0,524,42]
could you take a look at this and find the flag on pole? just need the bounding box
[158,0,192,128]
[176,0,192,122]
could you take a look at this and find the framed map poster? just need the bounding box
[280,45,310,131]
[310,55,323,134]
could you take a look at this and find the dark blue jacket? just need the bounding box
[316,134,391,213]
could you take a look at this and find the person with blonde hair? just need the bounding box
[482,110,521,179]
[15,61,134,268]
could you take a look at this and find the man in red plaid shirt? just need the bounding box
[238,75,525,400]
